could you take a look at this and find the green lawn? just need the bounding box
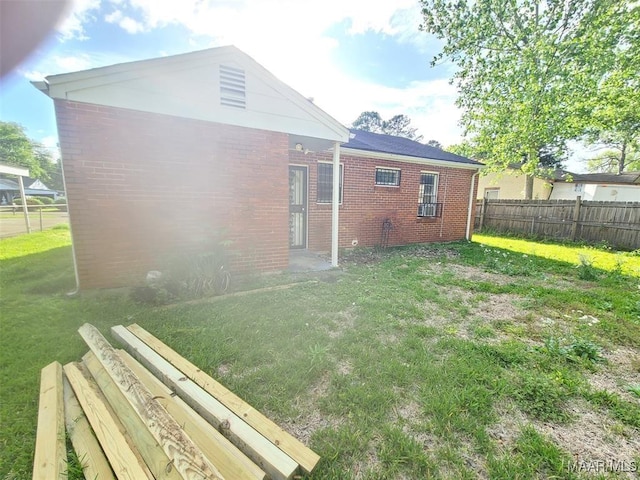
[1,228,639,479]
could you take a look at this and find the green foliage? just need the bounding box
[32,196,54,205]
[512,369,573,422]
[576,254,599,280]
[351,111,423,141]
[587,147,640,174]
[419,0,636,177]
[627,385,640,398]
[54,197,68,211]
[585,390,640,428]
[13,196,43,206]
[540,336,603,366]
[2,229,639,478]
[0,121,56,180]
[488,426,579,479]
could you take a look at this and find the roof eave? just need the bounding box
[342,147,485,170]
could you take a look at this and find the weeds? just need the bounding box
[576,254,599,280]
[2,230,639,479]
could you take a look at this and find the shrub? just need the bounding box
[13,197,43,206]
[12,197,43,212]
[54,197,68,212]
[576,254,599,280]
[32,196,54,205]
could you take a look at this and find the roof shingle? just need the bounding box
[344,129,482,166]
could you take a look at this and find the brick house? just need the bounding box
[34,46,482,290]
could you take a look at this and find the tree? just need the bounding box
[352,111,384,133]
[426,139,442,149]
[352,111,423,141]
[583,18,640,174]
[587,147,640,173]
[0,121,55,180]
[419,0,633,198]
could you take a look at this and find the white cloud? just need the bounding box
[118,16,145,33]
[21,70,48,81]
[57,0,101,41]
[105,9,146,33]
[49,0,463,146]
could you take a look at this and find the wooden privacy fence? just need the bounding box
[475,198,640,250]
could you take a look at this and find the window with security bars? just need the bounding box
[317,162,343,203]
[375,168,401,186]
[418,172,441,217]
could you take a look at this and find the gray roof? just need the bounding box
[555,171,640,184]
[0,178,19,190]
[344,129,483,166]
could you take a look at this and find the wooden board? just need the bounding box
[118,349,266,480]
[82,351,183,480]
[63,376,115,480]
[111,325,298,480]
[126,323,321,473]
[78,323,226,480]
[33,361,66,480]
[64,362,154,480]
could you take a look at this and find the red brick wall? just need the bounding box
[55,100,289,289]
[289,150,479,252]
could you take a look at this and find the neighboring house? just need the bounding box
[477,168,552,200]
[0,176,58,203]
[549,172,640,201]
[33,46,483,290]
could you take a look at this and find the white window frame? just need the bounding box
[374,167,401,187]
[418,171,439,217]
[317,161,343,204]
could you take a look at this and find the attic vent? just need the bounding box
[219,65,246,108]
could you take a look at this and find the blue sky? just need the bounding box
[0,0,588,170]
[0,0,461,156]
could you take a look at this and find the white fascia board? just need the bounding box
[46,47,236,88]
[0,163,29,176]
[341,148,485,171]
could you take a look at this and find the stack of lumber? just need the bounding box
[33,323,320,479]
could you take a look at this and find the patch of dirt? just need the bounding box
[412,284,529,342]
[327,307,357,339]
[490,400,640,479]
[471,292,528,323]
[337,359,353,375]
[436,263,513,285]
[588,347,640,403]
[216,363,231,377]
[280,372,341,444]
[280,409,338,446]
[535,401,640,479]
[340,245,460,268]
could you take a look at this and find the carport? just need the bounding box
[0,163,31,233]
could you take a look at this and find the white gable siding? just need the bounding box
[44,48,348,143]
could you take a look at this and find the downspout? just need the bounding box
[60,154,80,296]
[331,141,341,267]
[465,171,480,240]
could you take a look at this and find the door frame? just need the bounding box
[288,164,308,249]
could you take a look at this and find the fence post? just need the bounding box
[571,196,582,241]
[479,198,487,231]
[39,207,43,231]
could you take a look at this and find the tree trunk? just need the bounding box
[618,139,627,174]
[525,174,534,199]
